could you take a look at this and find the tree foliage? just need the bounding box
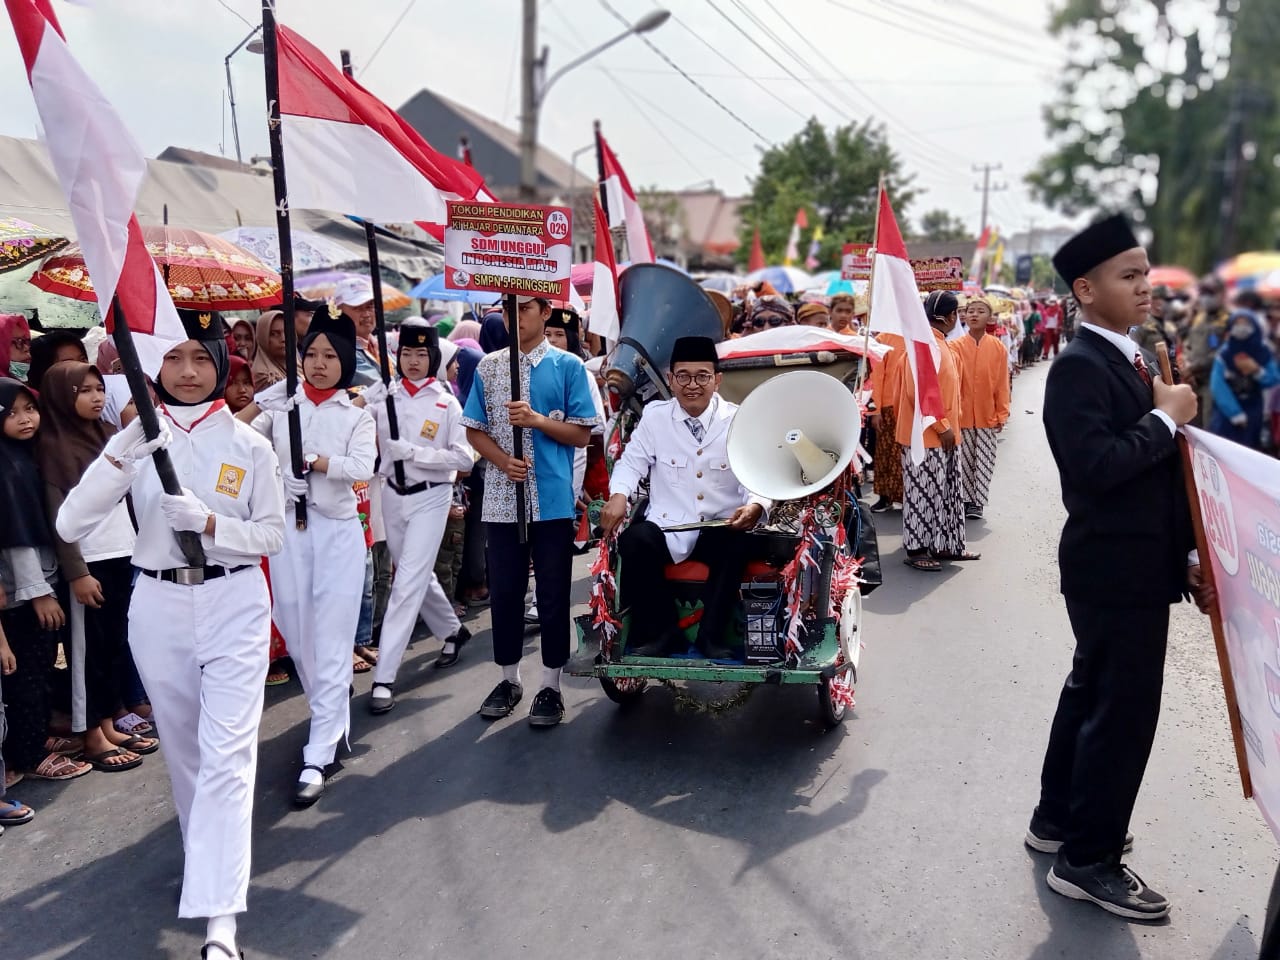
[1028,0,1280,271]
[916,209,970,242]
[737,117,915,269]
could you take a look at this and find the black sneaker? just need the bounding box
[479,680,523,719]
[528,687,565,728]
[1024,808,1133,855]
[1047,854,1170,920]
[964,503,984,520]
[870,496,892,513]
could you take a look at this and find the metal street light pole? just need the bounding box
[225,25,264,164]
[518,3,669,201]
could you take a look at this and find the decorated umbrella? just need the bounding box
[0,217,68,274]
[697,273,742,294]
[744,265,813,294]
[298,270,412,310]
[1148,265,1196,290]
[218,226,356,273]
[408,272,499,305]
[1217,252,1280,288]
[32,225,282,310]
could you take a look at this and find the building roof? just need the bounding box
[674,190,744,255]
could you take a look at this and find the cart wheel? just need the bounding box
[601,676,648,705]
[817,677,847,728]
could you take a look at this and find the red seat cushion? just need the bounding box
[664,559,782,582]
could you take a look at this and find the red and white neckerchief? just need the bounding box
[161,400,226,434]
[400,376,435,398]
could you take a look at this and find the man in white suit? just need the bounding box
[600,336,769,659]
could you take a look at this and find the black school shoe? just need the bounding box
[528,687,565,728]
[1025,807,1133,855]
[479,680,523,719]
[1047,854,1170,920]
[870,496,892,513]
[434,625,473,669]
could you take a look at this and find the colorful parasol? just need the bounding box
[217,226,356,273]
[1217,252,1280,287]
[295,270,412,311]
[31,225,282,310]
[1148,265,1196,290]
[0,217,68,273]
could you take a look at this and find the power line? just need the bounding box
[359,0,419,78]
[875,0,1061,54]
[590,67,1036,87]
[945,0,1051,39]
[598,0,775,144]
[606,74,759,172]
[669,14,808,121]
[215,0,253,27]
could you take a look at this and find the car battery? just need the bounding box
[741,581,784,664]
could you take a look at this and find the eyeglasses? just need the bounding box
[673,372,714,386]
[749,316,789,329]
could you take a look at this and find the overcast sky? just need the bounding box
[0,0,1072,237]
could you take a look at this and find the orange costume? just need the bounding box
[895,328,961,449]
[950,332,1010,513]
[871,332,906,503]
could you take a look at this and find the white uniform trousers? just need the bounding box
[374,483,460,686]
[271,512,365,768]
[128,566,270,919]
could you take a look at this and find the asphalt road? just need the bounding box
[4,361,1275,960]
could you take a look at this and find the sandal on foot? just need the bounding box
[0,799,34,825]
[83,748,143,772]
[43,735,83,757]
[28,753,91,781]
[113,712,155,736]
[120,735,160,756]
[934,550,981,562]
[903,554,942,572]
[369,682,395,715]
[355,645,379,666]
[265,669,290,687]
[352,653,372,674]
[4,770,24,790]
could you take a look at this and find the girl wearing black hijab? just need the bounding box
[56,310,285,960]
[242,307,376,806]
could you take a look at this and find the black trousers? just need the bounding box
[0,603,55,772]
[1037,599,1170,864]
[82,557,133,725]
[461,463,488,591]
[617,521,750,648]
[486,519,574,670]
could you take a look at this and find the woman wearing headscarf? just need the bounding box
[56,310,285,960]
[229,318,257,363]
[27,329,87,393]
[0,314,32,381]
[251,309,289,393]
[448,319,482,343]
[241,307,375,806]
[1209,299,1280,451]
[36,363,157,772]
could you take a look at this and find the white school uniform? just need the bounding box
[57,402,285,919]
[367,377,474,686]
[252,391,375,768]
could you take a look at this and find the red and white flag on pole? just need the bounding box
[586,197,621,342]
[783,207,808,266]
[597,130,653,264]
[6,0,184,374]
[868,185,943,466]
[276,25,490,228]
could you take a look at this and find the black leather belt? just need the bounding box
[388,480,435,496]
[140,564,252,586]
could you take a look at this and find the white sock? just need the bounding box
[503,663,521,686]
[541,666,562,693]
[206,915,237,954]
[298,766,323,785]
[371,684,392,700]
[442,640,457,655]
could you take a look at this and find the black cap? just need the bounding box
[544,306,579,330]
[175,309,228,342]
[1052,215,1141,287]
[307,306,357,347]
[398,320,438,351]
[670,335,719,368]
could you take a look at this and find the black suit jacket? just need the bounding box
[1043,327,1195,607]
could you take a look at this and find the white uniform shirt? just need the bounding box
[609,393,769,563]
[369,378,474,486]
[251,391,376,520]
[57,404,286,570]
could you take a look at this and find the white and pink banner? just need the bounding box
[443,201,572,300]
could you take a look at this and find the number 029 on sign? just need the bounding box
[443,201,573,300]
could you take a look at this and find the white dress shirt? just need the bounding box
[1081,321,1176,435]
[368,378,475,486]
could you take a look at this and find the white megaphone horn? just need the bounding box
[726,370,862,501]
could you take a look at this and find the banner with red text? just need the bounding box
[1185,425,1280,842]
[910,256,965,292]
[443,201,572,299]
[841,242,872,281]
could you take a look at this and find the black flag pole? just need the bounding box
[339,49,406,492]
[506,292,528,544]
[261,0,307,530]
[109,297,205,567]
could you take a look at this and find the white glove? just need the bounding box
[382,437,418,462]
[104,417,172,463]
[360,379,399,407]
[282,471,309,498]
[160,489,213,534]
[255,380,298,413]
[1230,413,1249,427]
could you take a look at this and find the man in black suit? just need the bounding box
[1025,215,1214,920]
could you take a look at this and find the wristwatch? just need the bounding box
[303,453,319,474]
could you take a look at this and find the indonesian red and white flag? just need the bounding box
[276,25,490,228]
[868,185,944,466]
[6,0,184,374]
[586,197,621,342]
[597,130,653,264]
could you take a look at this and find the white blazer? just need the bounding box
[610,394,769,563]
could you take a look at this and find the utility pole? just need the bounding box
[518,0,543,202]
[1024,218,1037,254]
[973,163,1007,235]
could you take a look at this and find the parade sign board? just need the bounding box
[910,256,965,292]
[1185,426,1280,841]
[443,201,572,300]
[841,242,872,281]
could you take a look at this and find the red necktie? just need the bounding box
[1134,355,1153,388]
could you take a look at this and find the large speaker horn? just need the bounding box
[607,263,724,401]
[726,370,862,501]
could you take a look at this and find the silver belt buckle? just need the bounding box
[175,566,205,586]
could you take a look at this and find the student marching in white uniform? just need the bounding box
[242,307,375,806]
[359,320,474,713]
[57,310,285,960]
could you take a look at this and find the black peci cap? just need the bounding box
[1052,215,1141,288]
[670,335,719,368]
[175,309,228,342]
